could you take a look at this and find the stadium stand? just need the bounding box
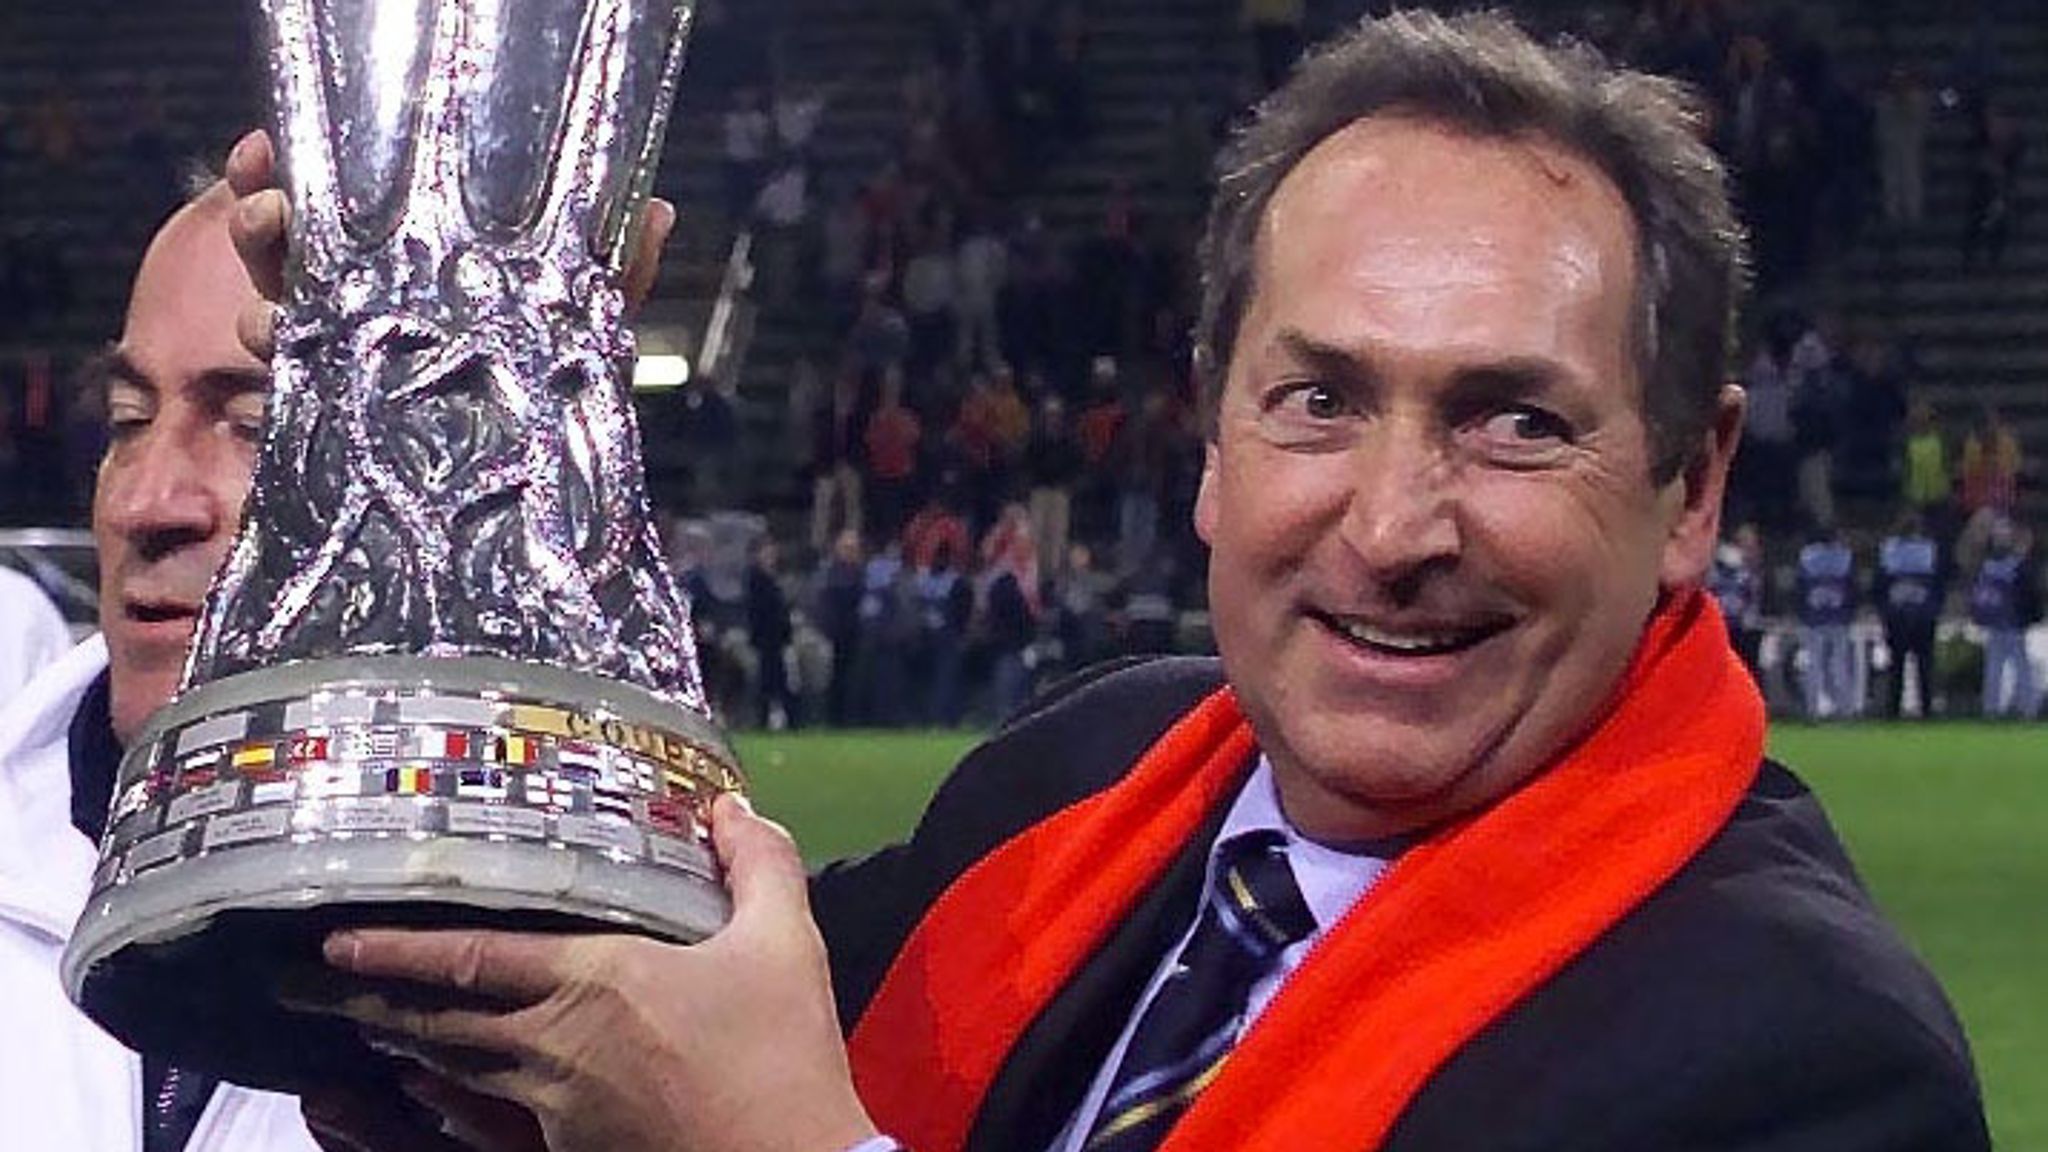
[0,0,2041,726]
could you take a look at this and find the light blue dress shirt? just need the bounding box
[851,758,1395,1152]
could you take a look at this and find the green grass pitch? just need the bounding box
[734,723,2046,1147]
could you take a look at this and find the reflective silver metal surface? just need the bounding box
[200,0,703,694]
[63,0,727,1090]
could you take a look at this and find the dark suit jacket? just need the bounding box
[812,658,1989,1151]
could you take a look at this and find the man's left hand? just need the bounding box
[295,794,879,1152]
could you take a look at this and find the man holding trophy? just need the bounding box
[21,5,1987,1152]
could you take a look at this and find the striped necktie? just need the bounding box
[1083,830,1315,1152]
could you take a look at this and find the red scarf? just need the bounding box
[849,590,1764,1150]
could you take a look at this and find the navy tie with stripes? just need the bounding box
[1083,830,1316,1152]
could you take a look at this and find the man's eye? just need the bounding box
[106,413,150,442]
[1479,406,1573,444]
[1268,382,1348,420]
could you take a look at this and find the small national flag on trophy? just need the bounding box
[455,767,508,800]
[232,742,278,772]
[555,740,606,778]
[385,765,435,796]
[644,795,693,837]
[419,730,474,761]
[591,780,635,823]
[606,756,655,793]
[521,770,583,812]
[492,734,538,766]
[285,735,330,763]
[178,752,221,790]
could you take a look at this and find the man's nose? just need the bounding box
[1336,421,1461,581]
[104,430,222,559]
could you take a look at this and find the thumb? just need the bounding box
[709,793,811,934]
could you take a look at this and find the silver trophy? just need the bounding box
[62,0,735,1090]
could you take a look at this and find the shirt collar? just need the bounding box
[1212,757,1395,935]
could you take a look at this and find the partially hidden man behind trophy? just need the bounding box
[0,170,673,1151]
[0,182,319,1150]
[268,11,1997,1152]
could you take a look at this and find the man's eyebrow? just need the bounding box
[195,367,275,401]
[1273,329,1378,386]
[78,348,154,397]
[1446,357,1572,401]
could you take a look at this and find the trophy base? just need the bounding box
[61,655,740,1091]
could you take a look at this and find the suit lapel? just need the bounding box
[965,801,1227,1152]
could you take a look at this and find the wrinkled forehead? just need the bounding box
[115,187,269,391]
[1246,117,1641,380]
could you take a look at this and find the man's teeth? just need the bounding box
[1331,619,1477,653]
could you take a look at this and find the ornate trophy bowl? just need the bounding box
[60,0,730,1091]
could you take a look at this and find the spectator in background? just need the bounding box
[983,362,1033,460]
[745,537,797,730]
[857,539,917,727]
[1955,405,2025,577]
[1902,399,1953,536]
[848,276,911,375]
[772,79,834,158]
[944,369,1002,524]
[1959,404,2023,521]
[1877,512,1944,719]
[1023,394,1082,585]
[721,86,774,221]
[808,367,866,555]
[1111,388,1174,577]
[862,365,923,542]
[977,508,1040,723]
[954,208,1009,373]
[820,193,868,309]
[913,538,974,727]
[675,381,738,507]
[813,528,867,727]
[1796,518,1859,720]
[901,489,971,575]
[1834,333,1909,501]
[753,153,811,306]
[902,227,959,392]
[1961,97,2024,269]
[1003,213,1066,375]
[1789,312,1842,531]
[1054,540,1117,674]
[1706,523,1765,680]
[1737,317,1798,531]
[1970,517,2039,719]
[1074,354,1128,532]
[1874,66,1930,228]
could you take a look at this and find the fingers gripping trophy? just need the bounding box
[62,0,739,1089]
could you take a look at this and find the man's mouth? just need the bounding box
[124,599,201,626]
[1310,610,1511,657]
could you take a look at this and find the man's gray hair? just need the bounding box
[1194,8,1748,481]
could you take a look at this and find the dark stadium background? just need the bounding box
[0,0,2041,1140]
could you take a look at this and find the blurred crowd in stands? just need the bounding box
[0,0,2042,727]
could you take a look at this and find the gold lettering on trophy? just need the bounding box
[511,705,573,736]
[514,704,722,784]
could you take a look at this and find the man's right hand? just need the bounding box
[219,129,675,364]
[290,794,881,1152]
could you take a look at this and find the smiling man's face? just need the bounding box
[91,185,268,743]
[1197,115,1727,843]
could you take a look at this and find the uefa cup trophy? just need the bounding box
[61,0,737,1090]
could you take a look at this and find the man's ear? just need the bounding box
[1193,440,1221,546]
[1659,384,1745,589]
